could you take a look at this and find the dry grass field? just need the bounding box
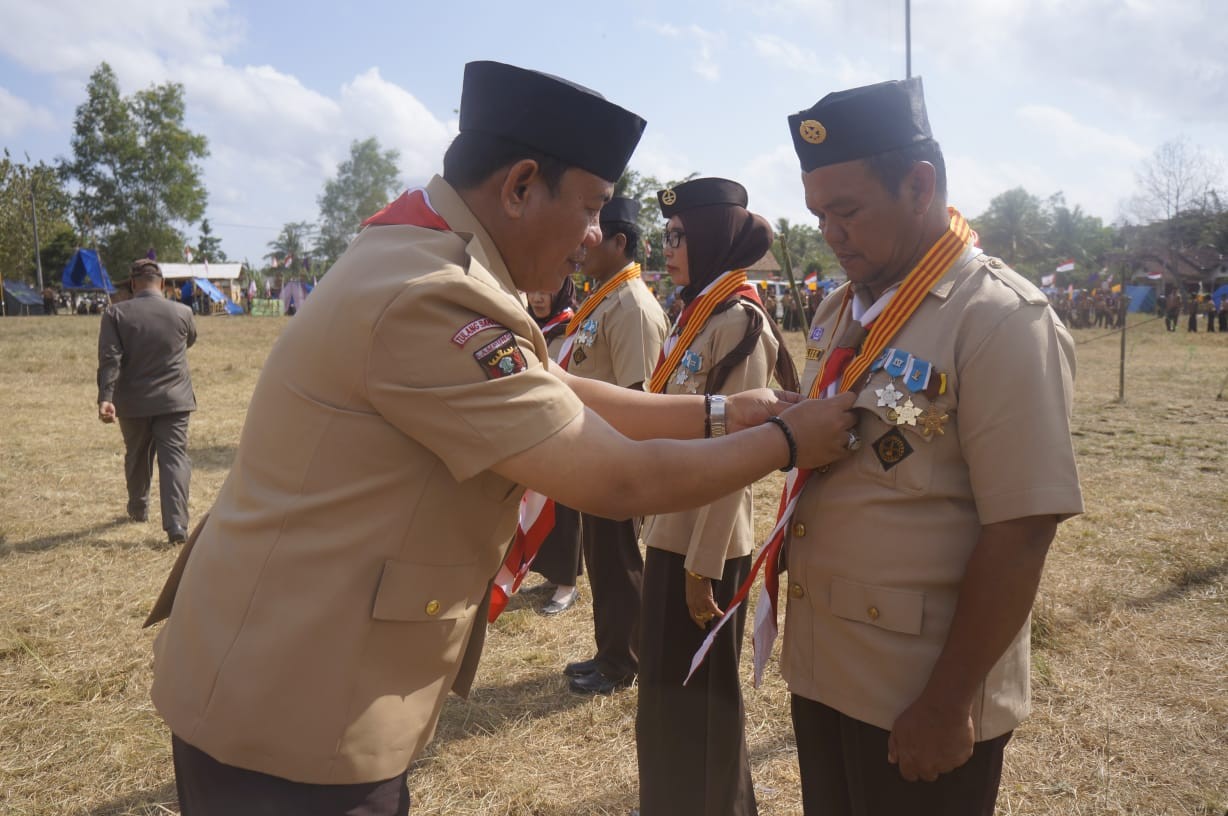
[1,310,1225,815]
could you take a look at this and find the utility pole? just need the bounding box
[905,0,912,79]
[24,154,45,292]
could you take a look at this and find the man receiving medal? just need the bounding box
[776,78,1084,815]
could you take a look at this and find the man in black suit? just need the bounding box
[97,258,198,543]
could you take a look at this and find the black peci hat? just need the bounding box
[788,77,933,173]
[600,197,641,226]
[459,61,647,184]
[656,177,748,219]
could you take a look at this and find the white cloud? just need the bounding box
[1015,105,1148,163]
[640,22,726,81]
[0,86,55,137]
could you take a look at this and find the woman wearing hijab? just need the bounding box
[525,277,583,614]
[636,178,798,816]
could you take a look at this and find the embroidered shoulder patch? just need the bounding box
[809,325,825,342]
[474,332,527,379]
[872,427,914,471]
[806,347,822,361]
[452,317,501,346]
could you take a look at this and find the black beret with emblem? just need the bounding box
[656,177,748,219]
[787,76,933,173]
[600,196,641,226]
[459,61,647,184]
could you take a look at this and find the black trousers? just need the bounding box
[172,735,410,815]
[531,503,583,587]
[637,549,756,816]
[118,411,191,531]
[791,696,1009,816]
[580,512,642,679]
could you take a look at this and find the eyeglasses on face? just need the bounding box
[663,229,686,250]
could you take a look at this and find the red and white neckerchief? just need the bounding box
[362,187,450,230]
[538,308,574,343]
[488,492,556,622]
[648,269,760,394]
[685,207,974,686]
[557,263,642,370]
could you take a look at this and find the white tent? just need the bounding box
[157,262,243,280]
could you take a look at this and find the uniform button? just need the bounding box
[792,523,806,538]
[789,582,805,599]
[867,606,880,621]
[425,600,441,616]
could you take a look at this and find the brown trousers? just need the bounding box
[790,696,1010,816]
[172,735,410,815]
[119,411,191,531]
[580,512,642,679]
[636,549,757,816]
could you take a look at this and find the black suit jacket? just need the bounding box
[97,290,197,417]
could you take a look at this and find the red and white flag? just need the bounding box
[1056,259,1075,273]
[1041,273,1056,287]
[804,271,818,288]
[1146,270,1163,280]
[488,491,556,622]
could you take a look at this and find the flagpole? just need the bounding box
[905,0,912,79]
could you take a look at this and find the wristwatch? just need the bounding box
[709,395,727,437]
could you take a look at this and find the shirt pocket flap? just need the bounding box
[829,576,924,636]
[372,559,480,622]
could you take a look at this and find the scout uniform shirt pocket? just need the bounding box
[371,558,484,622]
[829,576,924,635]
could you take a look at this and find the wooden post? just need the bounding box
[777,223,808,331]
[1118,269,1128,403]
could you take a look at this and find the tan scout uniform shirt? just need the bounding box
[151,177,583,785]
[782,248,1083,741]
[567,265,667,387]
[642,302,778,579]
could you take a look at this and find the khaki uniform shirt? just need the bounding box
[566,265,667,386]
[150,177,583,785]
[782,249,1083,740]
[642,301,778,578]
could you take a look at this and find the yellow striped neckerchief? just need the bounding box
[648,268,749,395]
[809,206,973,399]
[564,262,641,338]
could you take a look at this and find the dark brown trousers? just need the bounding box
[172,735,410,815]
[790,695,1010,816]
[636,549,757,816]
[119,411,191,531]
[530,503,583,587]
[580,512,642,679]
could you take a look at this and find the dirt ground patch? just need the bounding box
[0,312,1224,815]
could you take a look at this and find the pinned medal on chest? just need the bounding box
[672,349,703,393]
[577,317,599,347]
[474,332,528,379]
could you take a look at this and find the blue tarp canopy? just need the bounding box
[193,277,244,315]
[1212,284,1228,307]
[2,280,45,315]
[1125,285,1156,313]
[61,249,116,292]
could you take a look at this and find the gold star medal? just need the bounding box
[894,399,921,426]
[918,404,949,438]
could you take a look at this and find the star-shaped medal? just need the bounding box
[918,404,949,437]
[894,398,921,426]
[876,382,903,409]
[673,369,689,386]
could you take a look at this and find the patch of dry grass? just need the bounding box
[0,312,1225,815]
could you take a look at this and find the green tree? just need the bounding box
[0,150,76,288]
[972,187,1049,271]
[316,138,401,265]
[60,62,208,272]
[771,220,837,281]
[266,221,314,278]
[195,218,227,262]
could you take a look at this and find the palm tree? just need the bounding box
[265,221,314,277]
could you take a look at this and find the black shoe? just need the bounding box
[128,508,148,522]
[539,588,577,616]
[569,670,634,695]
[167,525,188,544]
[563,658,601,678]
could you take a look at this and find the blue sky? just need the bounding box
[1,0,1225,268]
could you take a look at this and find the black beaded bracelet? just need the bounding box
[765,416,798,472]
[704,394,712,438]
